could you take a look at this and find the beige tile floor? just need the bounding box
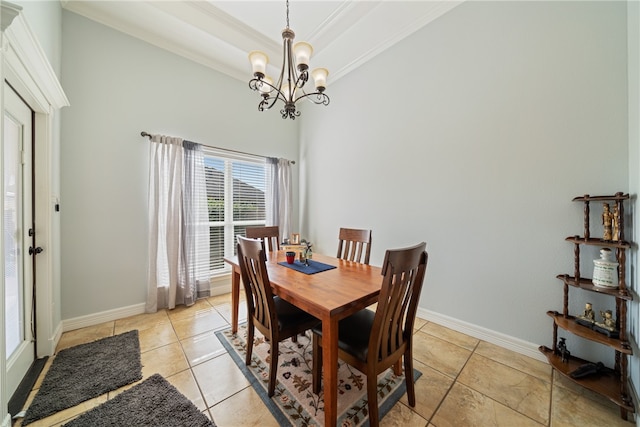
[15,292,635,427]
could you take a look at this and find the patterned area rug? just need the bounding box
[216,324,421,426]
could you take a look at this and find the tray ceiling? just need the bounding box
[61,1,462,84]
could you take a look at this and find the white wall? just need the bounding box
[300,1,629,359]
[60,11,298,319]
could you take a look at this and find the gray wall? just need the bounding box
[58,0,638,394]
[60,11,298,319]
[300,0,630,358]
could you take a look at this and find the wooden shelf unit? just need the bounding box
[540,193,634,420]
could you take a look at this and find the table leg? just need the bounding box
[322,316,339,427]
[231,265,240,334]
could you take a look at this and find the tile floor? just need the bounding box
[15,292,635,427]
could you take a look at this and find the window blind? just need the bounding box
[201,147,268,273]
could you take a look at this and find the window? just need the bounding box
[203,147,268,274]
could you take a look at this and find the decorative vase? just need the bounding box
[592,248,618,288]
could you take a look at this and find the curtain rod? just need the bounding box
[140,131,295,164]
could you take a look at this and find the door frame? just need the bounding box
[1,5,69,427]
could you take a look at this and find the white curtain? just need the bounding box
[266,158,293,241]
[146,135,210,313]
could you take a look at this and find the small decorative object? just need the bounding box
[575,302,595,327]
[570,361,605,379]
[592,248,618,288]
[602,203,613,240]
[291,233,300,245]
[612,204,620,242]
[283,237,290,245]
[299,239,313,266]
[285,251,296,264]
[593,309,619,338]
[556,337,570,363]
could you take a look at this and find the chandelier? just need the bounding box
[248,0,330,120]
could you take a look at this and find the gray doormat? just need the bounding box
[62,373,214,427]
[23,330,142,425]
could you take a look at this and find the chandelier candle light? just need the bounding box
[248,0,330,120]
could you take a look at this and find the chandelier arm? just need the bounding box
[293,91,330,106]
[249,78,286,111]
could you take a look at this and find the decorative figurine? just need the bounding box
[575,302,595,327]
[593,309,619,338]
[612,204,620,242]
[556,337,570,363]
[602,203,613,240]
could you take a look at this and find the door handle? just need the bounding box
[29,246,43,255]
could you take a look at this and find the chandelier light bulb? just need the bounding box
[248,51,268,77]
[293,42,313,71]
[311,68,329,91]
[259,76,273,95]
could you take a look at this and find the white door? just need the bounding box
[4,83,35,399]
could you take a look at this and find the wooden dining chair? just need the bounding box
[336,227,372,264]
[237,236,320,397]
[312,242,428,426]
[245,225,280,252]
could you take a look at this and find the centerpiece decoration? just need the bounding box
[300,239,313,265]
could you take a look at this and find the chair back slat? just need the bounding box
[337,228,372,264]
[246,226,281,252]
[237,236,277,331]
[371,242,428,361]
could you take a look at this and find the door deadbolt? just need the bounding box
[29,246,43,255]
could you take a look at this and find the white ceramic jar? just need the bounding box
[592,248,618,288]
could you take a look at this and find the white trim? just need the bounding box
[62,275,232,333]
[62,303,147,332]
[209,274,231,297]
[1,414,11,427]
[417,307,547,363]
[3,14,68,110]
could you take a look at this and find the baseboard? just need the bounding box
[37,321,63,357]
[209,274,231,296]
[416,307,547,363]
[61,277,231,332]
[62,303,146,332]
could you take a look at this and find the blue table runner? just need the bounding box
[278,259,336,275]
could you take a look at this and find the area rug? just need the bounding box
[216,324,421,426]
[23,330,142,425]
[62,373,214,427]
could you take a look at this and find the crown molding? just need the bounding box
[4,12,69,111]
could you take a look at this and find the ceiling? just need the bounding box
[60,1,462,85]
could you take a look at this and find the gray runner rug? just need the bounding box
[62,373,214,427]
[23,330,142,425]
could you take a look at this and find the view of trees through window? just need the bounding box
[203,153,267,272]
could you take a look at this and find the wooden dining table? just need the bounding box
[224,250,382,427]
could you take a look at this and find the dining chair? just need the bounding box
[236,236,320,397]
[312,242,428,426]
[336,227,372,264]
[245,225,281,252]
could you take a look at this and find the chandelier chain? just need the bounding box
[286,0,290,29]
